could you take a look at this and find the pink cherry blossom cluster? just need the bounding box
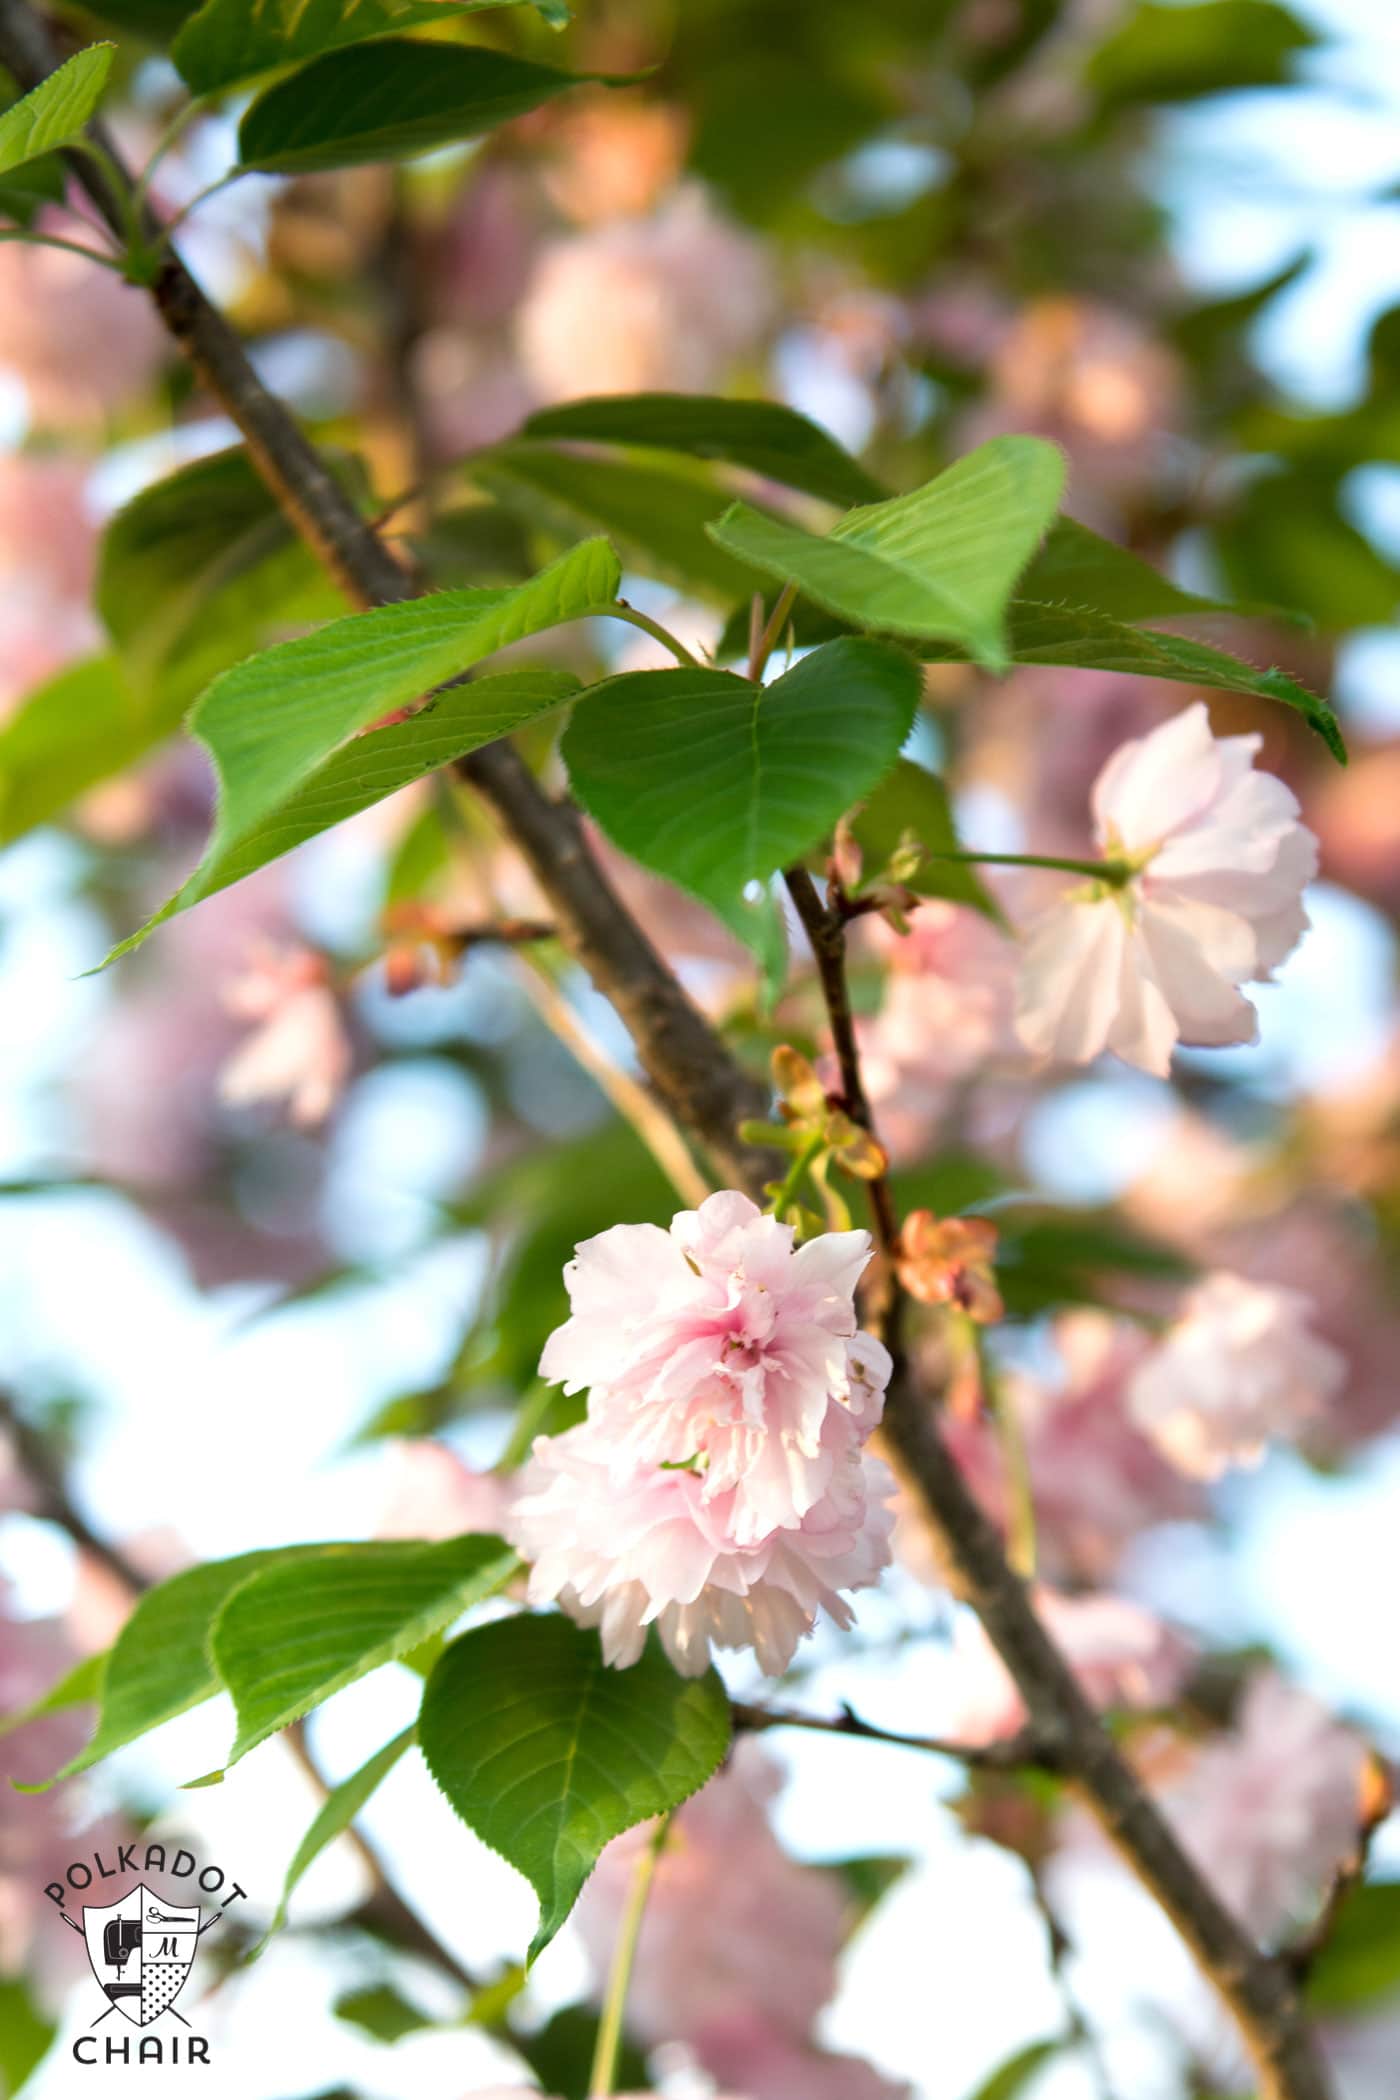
[505,1191,896,1676]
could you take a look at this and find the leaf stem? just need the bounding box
[589,1811,671,2097]
[606,601,701,668]
[748,579,798,680]
[0,226,126,268]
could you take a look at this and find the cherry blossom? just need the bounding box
[506,1409,895,1677]
[375,1440,517,1541]
[944,1311,1205,1582]
[1128,1271,1346,1478]
[0,454,100,718]
[1163,1671,1369,1940]
[1015,701,1317,1076]
[218,943,353,1128]
[940,1590,1191,1744]
[0,232,163,428]
[516,185,772,401]
[538,1191,890,1544]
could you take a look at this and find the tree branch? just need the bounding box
[778,882,1333,2100]
[0,0,773,1197]
[0,11,1331,2089]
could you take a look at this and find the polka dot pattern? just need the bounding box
[140,1964,187,2024]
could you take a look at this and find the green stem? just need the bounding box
[0,227,125,269]
[606,602,700,668]
[983,1345,1037,1580]
[588,1812,671,2097]
[132,94,204,216]
[156,167,243,248]
[922,848,1134,888]
[766,1129,825,1219]
[748,579,798,679]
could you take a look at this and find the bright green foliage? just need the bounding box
[0,44,112,175]
[257,1727,417,1947]
[1305,1882,1400,2012]
[519,392,885,507]
[963,2038,1065,2100]
[1087,0,1316,103]
[334,1983,435,2040]
[847,759,1002,921]
[0,1978,55,2096]
[1016,514,1249,623]
[563,638,922,958]
[0,658,183,849]
[174,0,528,95]
[102,537,619,962]
[237,40,598,173]
[0,1651,104,1740]
[478,443,765,604]
[28,1550,322,1788]
[708,437,1066,669]
[419,1614,731,1960]
[96,446,340,711]
[211,1534,520,1766]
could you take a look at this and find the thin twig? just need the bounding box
[731,1699,1056,1773]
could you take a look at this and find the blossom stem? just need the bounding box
[588,1812,672,2097]
[607,601,701,668]
[921,848,1134,888]
[982,1343,1038,1579]
[766,1128,825,1219]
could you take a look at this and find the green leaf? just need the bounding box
[963,2038,1063,2100]
[0,1650,105,1741]
[512,2004,649,2100]
[0,1978,56,2097]
[97,446,340,712]
[0,72,65,224]
[1086,0,1316,103]
[211,1535,519,1767]
[0,44,112,177]
[334,1983,435,2041]
[257,1726,416,1948]
[829,1852,913,1936]
[102,537,618,964]
[848,758,1002,922]
[518,393,884,509]
[1215,472,1400,633]
[1305,1882,1400,2013]
[237,40,597,174]
[419,1614,731,1961]
[707,437,1066,670]
[563,637,922,958]
[24,1550,322,1789]
[985,602,1345,761]
[1017,515,1241,624]
[0,656,190,849]
[477,443,763,605]
[175,0,525,96]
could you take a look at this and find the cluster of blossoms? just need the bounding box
[505,1191,896,1676]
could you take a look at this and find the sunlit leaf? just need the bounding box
[419,1614,730,1961]
[563,637,922,958]
[0,44,112,176]
[708,437,1065,669]
[212,1535,519,1766]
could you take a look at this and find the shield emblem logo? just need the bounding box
[82,1884,201,2027]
